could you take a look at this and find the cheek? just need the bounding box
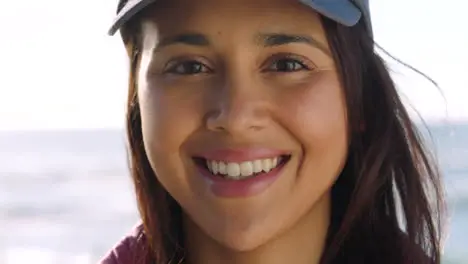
[137,77,205,198]
[279,72,347,137]
[277,71,348,196]
[138,86,196,154]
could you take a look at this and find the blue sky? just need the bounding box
[0,0,466,130]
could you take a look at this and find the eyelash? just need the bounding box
[263,54,313,73]
[163,54,314,75]
[164,59,213,75]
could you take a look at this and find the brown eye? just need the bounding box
[166,60,210,75]
[267,58,308,72]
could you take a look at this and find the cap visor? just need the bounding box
[299,0,361,26]
[108,0,156,35]
[109,0,363,36]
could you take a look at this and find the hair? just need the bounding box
[118,8,446,264]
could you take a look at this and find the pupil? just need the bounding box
[188,62,201,73]
[278,60,294,71]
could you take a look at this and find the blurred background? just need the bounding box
[0,0,466,263]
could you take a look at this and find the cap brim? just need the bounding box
[108,0,365,36]
[108,0,156,36]
[299,0,361,27]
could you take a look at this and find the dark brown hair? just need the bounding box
[119,10,446,264]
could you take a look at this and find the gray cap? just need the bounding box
[108,0,372,37]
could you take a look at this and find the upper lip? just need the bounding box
[193,147,290,163]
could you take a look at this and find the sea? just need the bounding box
[0,123,467,264]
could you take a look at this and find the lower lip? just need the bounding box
[196,161,287,198]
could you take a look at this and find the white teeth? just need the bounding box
[240,161,253,176]
[253,160,263,173]
[205,156,284,179]
[227,163,240,177]
[211,160,218,174]
[262,159,272,172]
[218,161,227,174]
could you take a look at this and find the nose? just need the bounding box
[206,77,270,135]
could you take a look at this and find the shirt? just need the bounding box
[98,223,146,264]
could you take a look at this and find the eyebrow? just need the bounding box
[154,32,329,55]
[155,33,210,50]
[256,33,328,53]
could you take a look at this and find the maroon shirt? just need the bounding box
[98,223,146,264]
[99,222,432,264]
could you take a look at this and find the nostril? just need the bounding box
[205,110,227,132]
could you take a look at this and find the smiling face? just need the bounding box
[136,0,349,252]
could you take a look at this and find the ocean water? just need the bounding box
[0,124,467,264]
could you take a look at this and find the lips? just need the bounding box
[192,148,291,198]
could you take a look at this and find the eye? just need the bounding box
[165,60,211,75]
[268,58,306,72]
[264,55,313,73]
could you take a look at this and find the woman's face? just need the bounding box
[138,0,348,251]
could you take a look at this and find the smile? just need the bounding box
[202,156,290,180]
[191,148,292,198]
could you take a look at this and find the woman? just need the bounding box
[101,0,446,263]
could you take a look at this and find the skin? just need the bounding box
[137,0,349,263]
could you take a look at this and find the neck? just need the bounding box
[184,193,331,264]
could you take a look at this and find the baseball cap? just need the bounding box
[108,0,372,37]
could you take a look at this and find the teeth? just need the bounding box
[211,160,218,174]
[253,160,263,173]
[262,159,272,172]
[218,162,227,174]
[227,163,241,177]
[206,157,283,179]
[240,161,253,176]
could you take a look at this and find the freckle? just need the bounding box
[217,31,222,36]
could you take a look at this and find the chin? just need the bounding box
[211,225,274,252]
[220,236,266,252]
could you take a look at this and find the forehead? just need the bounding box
[139,0,328,46]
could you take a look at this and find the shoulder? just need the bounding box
[98,222,147,264]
